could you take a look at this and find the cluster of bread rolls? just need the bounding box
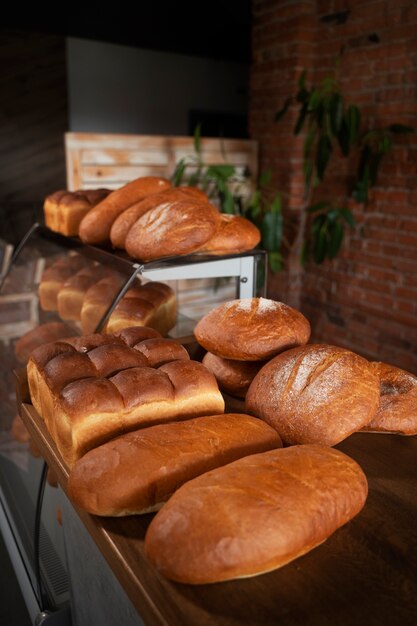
[38,254,176,336]
[44,176,261,261]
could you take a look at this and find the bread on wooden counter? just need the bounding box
[79,176,172,245]
[361,361,417,435]
[145,444,368,584]
[246,344,380,446]
[68,413,282,516]
[27,332,225,466]
[194,298,311,361]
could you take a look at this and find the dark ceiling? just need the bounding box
[3,2,252,63]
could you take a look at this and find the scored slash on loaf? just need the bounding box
[67,413,282,516]
[144,444,368,584]
[27,330,225,467]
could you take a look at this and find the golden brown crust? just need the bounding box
[79,176,172,244]
[197,214,261,255]
[124,200,221,261]
[27,334,225,466]
[202,352,266,398]
[246,344,380,446]
[57,265,107,321]
[44,188,110,236]
[194,298,311,361]
[361,361,417,434]
[38,254,88,311]
[110,186,208,249]
[67,413,282,516]
[144,444,368,584]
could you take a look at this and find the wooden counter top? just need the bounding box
[18,390,417,626]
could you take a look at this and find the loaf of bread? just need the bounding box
[194,298,311,361]
[80,273,127,334]
[361,361,417,435]
[145,444,368,584]
[124,200,221,261]
[110,186,208,249]
[57,264,108,321]
[14,322,72,363]
[105,281,177,336]
[38,254,88,311]
[44,189,110,236]
[79,176,172,245]
[246,344,380,446]
[27,333,225,466]
[202,352,266,398]
[67,413,282,516]
[196,214,261,255]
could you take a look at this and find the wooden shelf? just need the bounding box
[18,385,417,626]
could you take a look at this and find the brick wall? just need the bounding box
[0,30,68,245]
[250,0,417,373]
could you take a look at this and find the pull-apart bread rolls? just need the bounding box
[80,272,127,334]
[110,186,208,249]
[79,176,172,245]
[125,200,221,261]
[39,254,88,311]
[196,214,261,255]
[27,333,224,466]
[145,444,368,584]
[104,281,177,336]
[361,361,417,435]
[57,265,107,321]
[202,352,266,398]
[44,188,110,236]
[246,344,380,446]
[194,298,311,361]
[68,414,282,516]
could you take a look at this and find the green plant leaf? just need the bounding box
[188,166,203,187]
[316,135,332,180]
[275,97,292,122]
[304,122,317,159]
[346,104,361,147]
[308,88,320,112]
[340,207,356,227]
[311,213,326,234]
[205,164,236,180]
[222,188,235,214]
[328,221,344,258]
[379,134,392,155]
[259,169,272,188]
[388,124,415,134]
[337,118,350,156]
[313,220,327,264]
[368,152,383,185]
[298,69,307,91]
[171,159,187,187]
[329,92,343,135]
[294,102,309,135]
[261,204,283,252]
[269,251,284,272]
[193,123,202,155]
[307,201,330,213]
[303,158,313,188]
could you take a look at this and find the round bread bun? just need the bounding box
[361,361,417,435]
[202,352,266,398]
[246,343,381,446]
[194,298,311,361]
[124,200,221,261]
[197,214,261,255]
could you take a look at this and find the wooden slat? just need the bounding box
[81,165,168,184]
[80,149,169,166]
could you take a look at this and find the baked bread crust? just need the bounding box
[202,352,266,398]
[197,214,261,255]
[110,186,208,249]
[361,361,417,434]
[67,413,282,516]
[144,444,368,584]
[44,188,110,236]
[194,298,311,361]
[27,333,224,466]
[38,255,88,311]
[246,343,380,446]
[124,200,221,261]
[79,176,172,245]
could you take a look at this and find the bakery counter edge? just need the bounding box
[16,374,417,626]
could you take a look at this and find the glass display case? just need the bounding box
[0,223,266,625]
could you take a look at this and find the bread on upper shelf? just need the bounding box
[67,413,282,516]
[144,444,368,584]
[44,188,111,236]
[27,330,225,466]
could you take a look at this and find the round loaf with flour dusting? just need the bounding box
[194,298,311,361]
[246,343,380,446]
